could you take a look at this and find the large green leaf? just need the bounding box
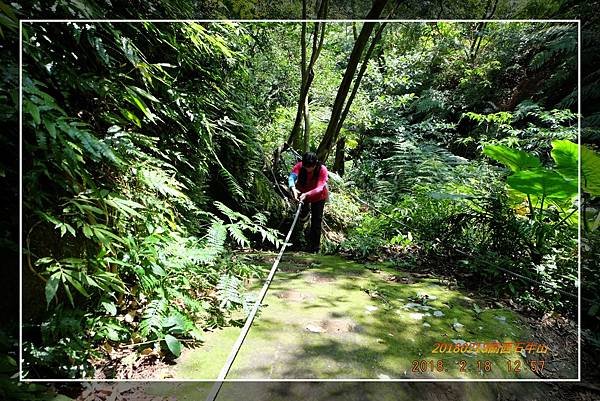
[164,334,182,357]
[45,274,60,307]
[101,300,117,316]
[507,168,578,200]
[553,141,600,195]
[483,145,541,172]
[162,314,186,334]
[551,140,578,181]
[582,145,600,195]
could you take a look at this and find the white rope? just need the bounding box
[205,201,304,401]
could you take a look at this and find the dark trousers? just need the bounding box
[298,199,325,252]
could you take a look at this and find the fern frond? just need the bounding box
[411,89,449,117]
[218,167,245,200]
[214,201,252,224]
[583,112,600,128]
[139,272,161,293]
[530,26,577,70]
[226,224,249,248]
[140,168,189,200]
[58,121,121,164]
[139,298,168,338]
[206,220,227,250]
[241,293,257,317]
[256,226,283,247]
[186,220,227,265]
[252,213,267,226]
[178,291,206,314]
[513,100,542,121]
[161,308,194,335]
[216,274,242,310]
[214,201,237,222]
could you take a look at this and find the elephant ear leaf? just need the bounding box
[551,140,578,182]
[582,145,600,195]
[507,168,578,200]
[552,140,600,195]
[483,145,541,172]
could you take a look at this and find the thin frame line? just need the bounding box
[19,18,582,384]
[577,19,582,383]
[21,19,580,23]
[23,378,582,382]
[19,18,24,382]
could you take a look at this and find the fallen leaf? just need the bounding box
[452,321,464,331]
[306,324,325,333]
[124,312,135,323]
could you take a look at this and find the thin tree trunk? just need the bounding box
[472,21,487,63]
[467,22,482,63]
[316,0,391,162]
[288,0,309,148]
[333,137,345,175]
[468,0,498,63]
[303,94,310,152]
[335,21,388,136]
[315,22,377,161]
[286,0,328,149]
[329,3,398,162]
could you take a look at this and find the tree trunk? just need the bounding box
[316,0,390,162]
[335,21,387,136]
[467,0,498,63]
[288,0,309,148]
[286,0,328,150]
[333,137,345,176]
[315,22,376,161]
[303,94,310,152]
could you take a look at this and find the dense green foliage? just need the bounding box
[334,22,583,314]
[22,22,283,378]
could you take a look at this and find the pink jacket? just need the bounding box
[291,162,329,203]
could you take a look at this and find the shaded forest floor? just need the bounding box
[154,253,576,380]
[47,254,599,401]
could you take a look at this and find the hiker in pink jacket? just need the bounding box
[288,152,329,253]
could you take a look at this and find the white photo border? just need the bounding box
[19,18,582,384]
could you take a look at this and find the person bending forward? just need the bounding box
[288,152,329,253]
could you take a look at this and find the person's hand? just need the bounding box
[299,193,307,202]
[292,187,301,200]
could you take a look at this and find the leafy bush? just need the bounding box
[21,22,282,378]
[0,328,59,400]
[346,135,579,314]
[461,101,577,158]
[340,213,398,259]
[323,174,363,231]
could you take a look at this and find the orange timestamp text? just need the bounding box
[432,341,549,354]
